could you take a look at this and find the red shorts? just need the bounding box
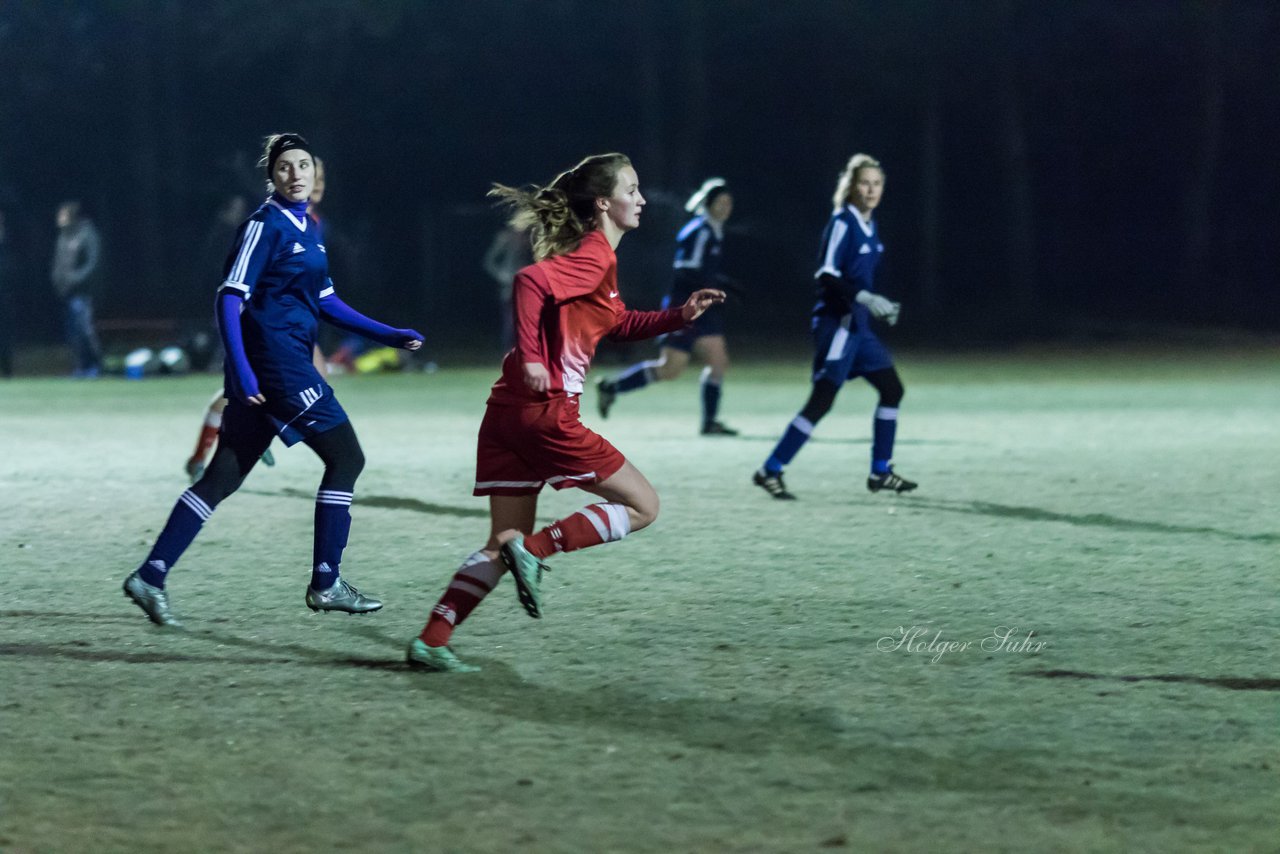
[474,395,626,496]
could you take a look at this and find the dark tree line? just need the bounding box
[1,0,1276,353]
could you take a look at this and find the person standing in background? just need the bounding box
[482,224,532,352]
[51,200,103,377]
[753,153,917,500]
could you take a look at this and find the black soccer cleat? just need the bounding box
[596,378,618,419]
[867,467,918,494]
[753,468,796,500]
[701,421,739,436]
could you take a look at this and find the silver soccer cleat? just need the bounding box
[123,571,183,627]
[305,578,383,614]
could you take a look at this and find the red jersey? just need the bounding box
[488,230,686,405]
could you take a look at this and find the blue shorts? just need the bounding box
[222,381,350,448]
[810,313,893,386]
[659,295,725,352]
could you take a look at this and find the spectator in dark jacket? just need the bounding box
[51,200,103,377]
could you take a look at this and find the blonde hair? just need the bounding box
[488,153,632,260]
[832,153,883,211]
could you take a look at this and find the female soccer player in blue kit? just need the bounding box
[596,178,738,435]
[123,134,424,626]
[753,153,917,500]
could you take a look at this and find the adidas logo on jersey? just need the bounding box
[859,244,872,254]
[292,242,305,254]
[318,243,326,253]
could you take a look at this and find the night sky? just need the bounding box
[2,0,1277,351]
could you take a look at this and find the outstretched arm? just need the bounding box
[609,288,726,342]
[319,291,423,350]
[609,307,685,342]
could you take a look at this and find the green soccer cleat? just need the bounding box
[305,578,383,614]
[406,638,480,673]
[499,535,549,619]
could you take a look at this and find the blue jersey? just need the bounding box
[813,205,885,328]
[670,215,724,299]
[217,198,333,395]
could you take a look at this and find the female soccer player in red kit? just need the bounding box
[408,153,725,672]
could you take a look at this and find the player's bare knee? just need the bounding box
[655,362,683,382]
[629,493,660,531]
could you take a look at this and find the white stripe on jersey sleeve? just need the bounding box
[224,220,263,292]
[816,219,849,278]
[674,227,710,270]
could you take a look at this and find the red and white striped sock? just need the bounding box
[188,409,222,465]
[419,551,505,647]
[524,502,632,559]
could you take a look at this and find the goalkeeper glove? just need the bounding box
[855,290,901,326]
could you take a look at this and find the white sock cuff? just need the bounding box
[461,550,490,568]
[875,406,899,420]
[598,503,631,541]
[791,415,815,435]
[577,503,630,543]
[459,551,504,588]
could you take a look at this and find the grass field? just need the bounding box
[1,348,1277,853]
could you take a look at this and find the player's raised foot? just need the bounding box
[260,447,276,467]
[701,421,739,436]
[406,638,480,673]
[305,578,383,614]
[753,468,796,500]
[123,571,182,628]
[499,535,549,619]
[184,458,205,484]
[596,378,618,419]
[867,467,918,494]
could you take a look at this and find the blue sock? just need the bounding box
[613,360,659,393]
[312,488,353,590]
[763,415,816,473]
[137,489,213,588]
[700,368,721,427]
[871,406,898,474]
